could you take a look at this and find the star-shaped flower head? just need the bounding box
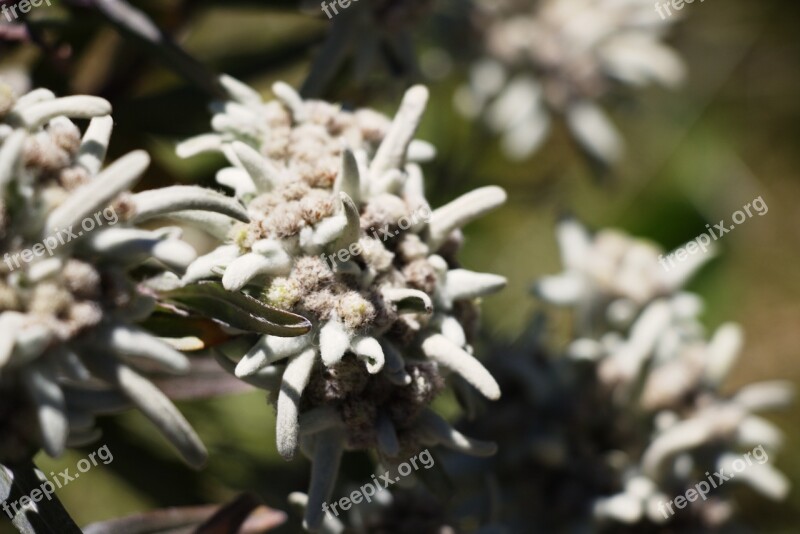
[456,0,686,163]
[0,82,245,467]
[178,76,506,530]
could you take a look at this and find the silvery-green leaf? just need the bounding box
[313,215,348,247]
[163,210,240,241]
[304,430,344,531]
[161,281,312,337]
[83,323,190,374]
[21,365,68,457]
[417,409,497,457]
[80,353,207,469]
[376,412,400,457]
[299,406,343,437]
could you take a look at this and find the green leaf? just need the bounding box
[160,282,312,338]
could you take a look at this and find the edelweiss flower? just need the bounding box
[455,0,686,162]
[300,0,433,96]
[452,221,791,530]
[536,218,712,337]
[177,76,505,529]
[0,82,244,467]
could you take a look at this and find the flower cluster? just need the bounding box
[456,0,686,163]
[450,220,791,531]
[178,76,506,530]
[0,82,241,468]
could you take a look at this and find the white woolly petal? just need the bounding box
[277,348,317,460]
[427,186,507,250]
[313,215,348,247]
[222,252,292,291]
[13,95,111,129]
[0,129,25,188]
[11,88,55,111]
[273,81,307,122]
[45,150,150,233]
[350,336,385,374]
[77,115,114,175]
[370,85,429,178]
[444,269,507,302]
[131,185,249,224]
[421,333,500,400]
[486,76,541,133]
[219,74,263,106]
[231,140,282,192]
[333,148,361,203]
[407,140,437,162]
[536,273,587,305]
[164,210,240,241]
[565,101,624,164]
[440,316,467,348]
[0,313,26,369]
[183,245,241,284]
[501,108,550,160]
[216,167,257,198]
[556,218,592,269]
[235,333,312,378]
[703,323,743,385]
[726,459,791,501]
[176,133,223,159]
[320,319,350,366]
[736,415,784,450]
[733,381,795,412]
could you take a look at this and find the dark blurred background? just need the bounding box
[1,0,799,531]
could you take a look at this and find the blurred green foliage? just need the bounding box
[2,0,799,531]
